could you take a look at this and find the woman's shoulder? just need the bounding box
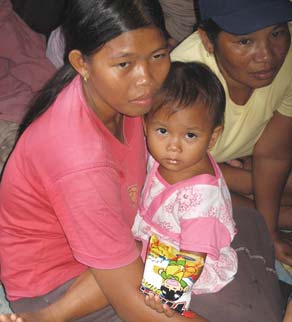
[16,78,113,173]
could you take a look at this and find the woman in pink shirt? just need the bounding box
[0,0,186,321]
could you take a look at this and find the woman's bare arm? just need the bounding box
[253,112,292,265]
[91,257,209,322]
[0,258,209,322]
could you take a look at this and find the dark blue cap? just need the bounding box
[199,0,292,35]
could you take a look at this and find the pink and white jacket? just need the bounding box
[132,154,238,294]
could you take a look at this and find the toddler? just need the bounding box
[132,61,238,299]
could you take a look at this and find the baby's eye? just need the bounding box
[185,132,197,140]
[156,128,168,135]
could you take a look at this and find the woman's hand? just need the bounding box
[0,309,55,322]
[144,293,175,317]
[0,313,27,322]
[225,157,252,170]
[272,231,292,266]
[225,159,244,169]
[144,293,197,319]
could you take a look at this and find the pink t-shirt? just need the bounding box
[0,76,146,300]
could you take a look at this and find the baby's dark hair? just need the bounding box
[146,61,226,128]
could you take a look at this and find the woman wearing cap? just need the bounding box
[171,0,292,268]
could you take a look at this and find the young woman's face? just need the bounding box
[84,27,170,120]
[145,103,219,182]
[210,23,290,97]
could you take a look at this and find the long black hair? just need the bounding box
[17,0,168,139]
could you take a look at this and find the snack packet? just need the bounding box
[140,235,205,317]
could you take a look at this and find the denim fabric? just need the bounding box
[0,283,12,314]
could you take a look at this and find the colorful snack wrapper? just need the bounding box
[140,235,205,317]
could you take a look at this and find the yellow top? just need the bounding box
[171,24,292,162]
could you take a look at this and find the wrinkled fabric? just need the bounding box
[159,0,197,42]
[0,0,55,123]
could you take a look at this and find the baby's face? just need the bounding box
[144,103,216,183]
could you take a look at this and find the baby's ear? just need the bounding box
[208,125,223,149]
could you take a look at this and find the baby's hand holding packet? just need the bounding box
[140,235,205,317]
